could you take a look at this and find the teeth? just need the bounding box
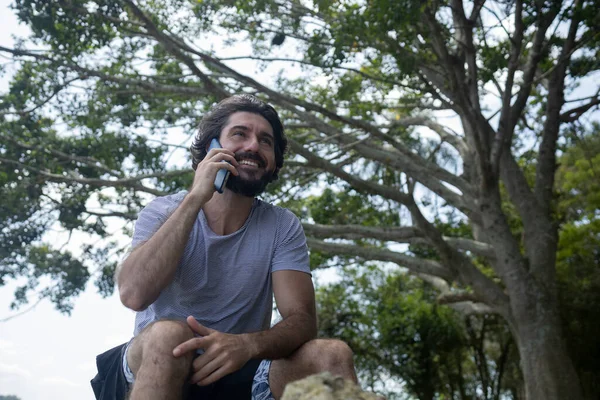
[239,160,259,167]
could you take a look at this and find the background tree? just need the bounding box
[0,1,598,399]
[554,124,600,399]
[317,266,522,400]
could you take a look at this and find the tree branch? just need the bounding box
[447,302,496,315]
[304,223,419,242]
[405,194,510,314]
[1,135,122,177]
[535,0,582,215]
[559,94,600,123]
[144,28,474,211]
[507,8,557,136]
[389,116,470,159]
[306,237,453,280]
[438,292,480,304]
[288,139,413,206]
[450,0,480,111]
[122,0,230,100]
[217,55,407,88]
[303,223,495,258]
[0,157,189,196]
[85,210,137,220]
[491,0,524,174]
[0,46,212,98]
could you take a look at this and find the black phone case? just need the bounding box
[209,138,231,193]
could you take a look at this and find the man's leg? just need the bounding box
[126,320,195,400]
[268,339,358,399]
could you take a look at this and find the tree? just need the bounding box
[0,395,23,400]
[317,266,522,400]
[0,1,598,398]
[554,124,600,399]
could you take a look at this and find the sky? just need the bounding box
[0,2,143,399]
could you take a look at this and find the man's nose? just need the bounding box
[243,135,260,152]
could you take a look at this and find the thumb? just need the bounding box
[187,316,215,336]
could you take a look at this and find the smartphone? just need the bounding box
[208,138,231,193]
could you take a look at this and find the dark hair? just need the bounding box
[190,94,287,180]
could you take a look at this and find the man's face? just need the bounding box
[218,111,277,197]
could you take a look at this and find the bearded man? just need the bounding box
[91,95,357,400]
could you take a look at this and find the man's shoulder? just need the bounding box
[146,190,187,207]
[140,191,187,216]
[254,199,300,221]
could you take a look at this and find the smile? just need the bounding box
[239,160,260,168]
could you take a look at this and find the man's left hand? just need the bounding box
[173,316,253,385]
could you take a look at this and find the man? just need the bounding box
[91,94,357,400]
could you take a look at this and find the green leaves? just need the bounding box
[317,266,519,399]
[6,245,90,314]
[309,188,398,227]
[14,0,123,56]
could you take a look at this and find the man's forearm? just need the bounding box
[242,312,317,360]
[118,192,205,311]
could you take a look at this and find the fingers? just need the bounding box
[173,336,206,357]
[186,316,215,336]
[189,150,239,201]
[205,148,239,168]
[196,153,239,178]
[211,160,238,177]
[195,362,233,386]
[190,353,224,384]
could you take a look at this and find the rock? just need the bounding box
[281,372,384,400]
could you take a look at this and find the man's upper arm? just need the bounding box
[272,270,316,322]
[270,209,315,324]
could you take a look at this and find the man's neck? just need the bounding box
[202,190,255,236]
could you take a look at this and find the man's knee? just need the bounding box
[294,339,354,369]
[128,319,195,374]
[310,339,354,369]
[141,319,194,347]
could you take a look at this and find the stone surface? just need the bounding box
[281,372,384,400]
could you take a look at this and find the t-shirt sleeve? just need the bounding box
[131,196,181,248]
[271,210,311,275]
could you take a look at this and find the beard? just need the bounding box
[225,170,274,197]
[225,151,275,197]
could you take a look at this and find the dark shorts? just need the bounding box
[90,343,266,400]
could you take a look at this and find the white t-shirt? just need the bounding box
[131,191,311,336]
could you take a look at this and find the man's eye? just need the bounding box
[260,137,273,146]
[234,131,244,136]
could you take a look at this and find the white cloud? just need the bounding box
[77,361,97,373]
[0,363,32,378]
[0,338,17,355]
[35,356,55,368]
[42,376,81,387]
[103,332,132,348]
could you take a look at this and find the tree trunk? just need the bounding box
[474,185,584,400]
[511,286,583,400]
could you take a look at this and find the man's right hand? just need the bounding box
[190,147,239,203]
[173,316,252,386]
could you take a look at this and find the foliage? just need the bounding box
[1,0,599,398]
[317,266,521,400]
[0,395,22,400]
[554,126,600,397]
